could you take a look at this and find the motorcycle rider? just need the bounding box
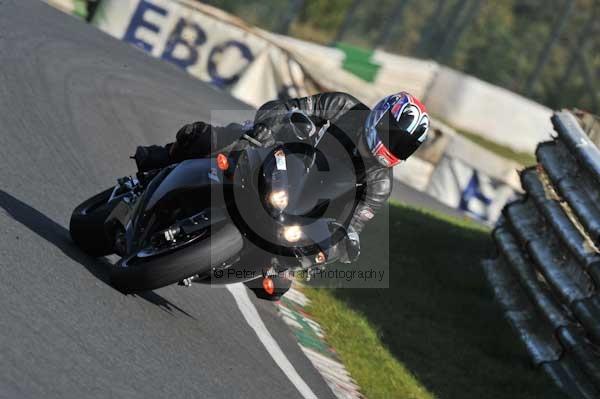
[134,91,429,263]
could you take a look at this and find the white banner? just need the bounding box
[426,155,517,222]
[402,121,521,223]
[94,0,320,107]
[424,67,552,153]
[263,34,552,154]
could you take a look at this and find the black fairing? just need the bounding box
[226,143,359,261]
[128,159,227,252]
[105,133,360,270]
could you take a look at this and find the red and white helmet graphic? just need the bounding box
[364,92,429,167]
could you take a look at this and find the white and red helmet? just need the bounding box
[364,92,429,167]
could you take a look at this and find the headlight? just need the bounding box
[269,190,288,210]
[315,251,326,264]
[282,225,302,242]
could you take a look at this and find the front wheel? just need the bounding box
[69,187,117,257]
[110,222,243,293]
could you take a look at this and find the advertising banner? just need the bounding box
[94,0,320,106]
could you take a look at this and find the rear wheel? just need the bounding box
[69,187,117,257]
[110,222,243,293]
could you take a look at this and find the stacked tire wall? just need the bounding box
[483,110,600,399]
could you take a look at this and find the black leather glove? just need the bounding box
[329,224,361,264]
[175,123,201,147]
[133,145,171,172]
[248,123,276,148]
[343,225,360,263]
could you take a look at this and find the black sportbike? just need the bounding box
[69,112,360,299]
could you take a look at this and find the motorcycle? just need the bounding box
[69,111,360,298]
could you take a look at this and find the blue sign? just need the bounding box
[459,171,492,220]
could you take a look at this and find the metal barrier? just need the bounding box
[483,110,600,399]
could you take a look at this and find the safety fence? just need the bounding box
[483,110,600,398]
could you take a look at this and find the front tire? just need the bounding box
[110,222,243,293]
[69,187,117,257]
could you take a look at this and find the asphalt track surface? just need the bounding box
[0,2,340,398]
[0,2,467,398]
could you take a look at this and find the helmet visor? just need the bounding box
[377,114,423,161]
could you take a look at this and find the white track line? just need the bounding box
[226,283,318,399]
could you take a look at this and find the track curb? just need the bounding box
[276,285,364,399]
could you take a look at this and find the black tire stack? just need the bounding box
[483,111,600,399]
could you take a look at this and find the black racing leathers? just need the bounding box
[162,92,392,235]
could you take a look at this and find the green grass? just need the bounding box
[302,203,564,399]
[453,128,537,167]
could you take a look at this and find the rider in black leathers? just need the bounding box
[134,91,430,262]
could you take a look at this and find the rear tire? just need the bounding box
[110,222,243,293]
[69,187,117,257]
